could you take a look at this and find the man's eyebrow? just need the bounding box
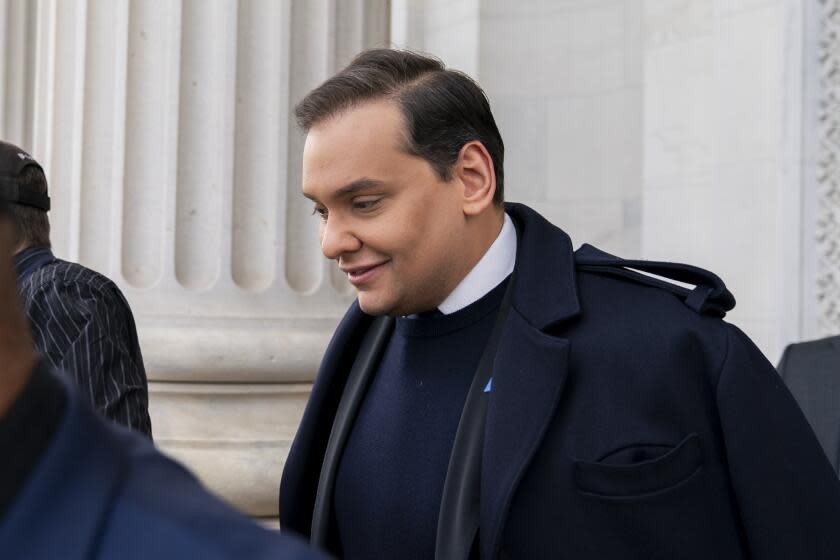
[334,178,386,197]
[304,178,386,202]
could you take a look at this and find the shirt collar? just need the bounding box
[13,245,54,280]
[437,213,517,315]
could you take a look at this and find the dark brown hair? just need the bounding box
[295,49,505,203]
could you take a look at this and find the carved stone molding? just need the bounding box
[149,382,312,517]
[816,0,840,335]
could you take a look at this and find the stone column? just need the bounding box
[0,0,37,150]
[1,0,389,519]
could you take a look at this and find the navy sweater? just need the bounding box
[333,279,508,559]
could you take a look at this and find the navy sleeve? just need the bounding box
[716,325,840,558]
[0,361,65,519]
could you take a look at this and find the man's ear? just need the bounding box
[455,141,496,217]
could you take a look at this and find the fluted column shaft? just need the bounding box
[1,0,389,518]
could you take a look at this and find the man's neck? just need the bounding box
[436,210,516,315]
[462,209,506,275]
[12,242,31,257]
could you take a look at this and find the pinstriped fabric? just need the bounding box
[14,246,153,439]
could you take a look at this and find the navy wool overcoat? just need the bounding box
[280,203,840,559]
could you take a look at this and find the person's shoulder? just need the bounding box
[567,243,738,379]
[778,334,840,371]
[573,243,736,322]
[40,258,116,289]
[2,375,318,559]
[96,413,321,558]
[26,259,132,309]
[783,334,840,354]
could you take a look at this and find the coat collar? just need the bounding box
[504,202,580,329]
[13,245,54,283]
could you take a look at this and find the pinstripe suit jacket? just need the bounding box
[14,245,152,437]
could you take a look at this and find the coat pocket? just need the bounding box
[574,432,703,500]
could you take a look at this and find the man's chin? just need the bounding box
[357,293,434,318]
[356,293,396,317]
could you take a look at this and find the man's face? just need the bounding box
[0,197,37,416]
[302,99,469,316]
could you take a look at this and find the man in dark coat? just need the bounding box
[0,197,325,559]
[778,336,840,473]
[279,49,840,559]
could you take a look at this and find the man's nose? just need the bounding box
[320,216,362,260]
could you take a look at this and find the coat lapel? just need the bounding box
[480,310,571,558]
[311,315,395,546]
[279,301,376,536]
[478,204,581,558]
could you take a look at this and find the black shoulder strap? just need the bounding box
[575,243,735,318]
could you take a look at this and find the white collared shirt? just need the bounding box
[437,212,517,315]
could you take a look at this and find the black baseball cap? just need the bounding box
[0,140,50,211]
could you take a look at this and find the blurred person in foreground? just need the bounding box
[0,196,326,559]
[279,49,840,559]
[0,140,151,437]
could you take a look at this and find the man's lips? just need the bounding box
[341,261,388,286]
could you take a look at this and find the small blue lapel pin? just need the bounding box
[483,378,493,393]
